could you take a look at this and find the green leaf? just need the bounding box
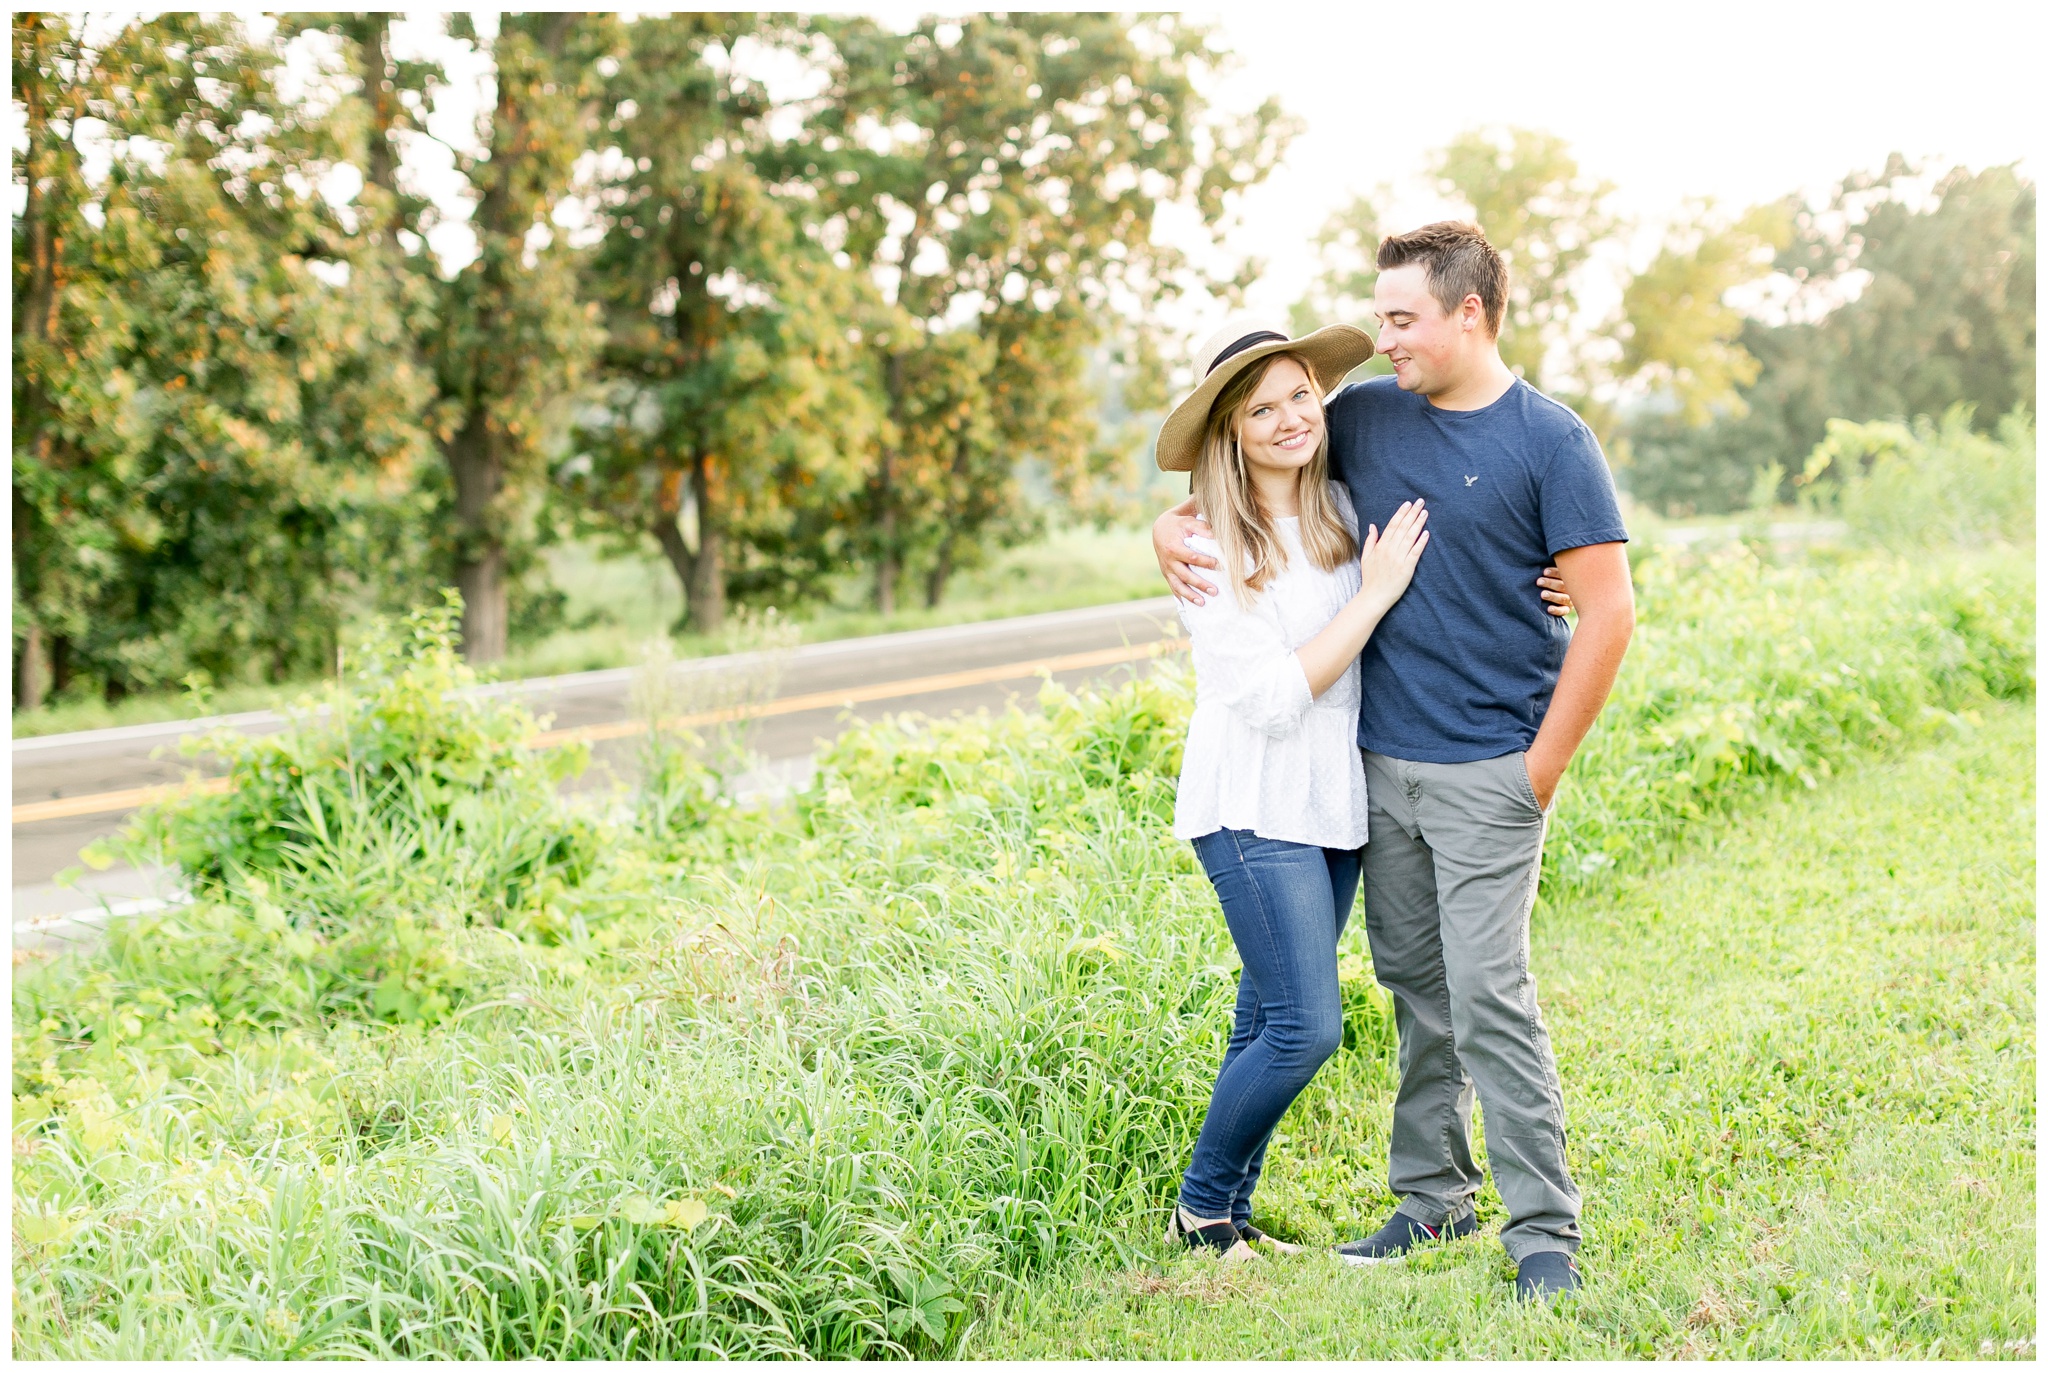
[617,1194,665,1225]
[15,1210,81,1246]
[663,1197,709,1231]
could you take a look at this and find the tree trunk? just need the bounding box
[874,349,905,614]
[13,143,60,715]
[923,434,972,609]
[923,538,953,609]
[447,410,508,662]
[16,624,50,713]
[684,449,725,633]
[650,458,725,634]
[436,11,582,666]
[651,509,694,631]
[15,79,62,459]
[358,15,401,204]
[455,551,507,663]
[875,507,899,615]
[19,190,59,347]
[17,70,61,351]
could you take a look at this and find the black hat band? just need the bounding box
[1205,330,1289,376]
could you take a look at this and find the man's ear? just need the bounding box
[1460,293,1485,333]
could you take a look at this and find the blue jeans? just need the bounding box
[1178,829,1361,1221]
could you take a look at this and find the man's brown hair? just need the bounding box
[1375,221,1508,336]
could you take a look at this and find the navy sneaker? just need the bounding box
[1514,1250,1581,1303]
[1332,1211,1478,1266]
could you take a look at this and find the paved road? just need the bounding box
[12,596,1185,897]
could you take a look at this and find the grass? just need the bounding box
[7,522,1166,739]
[9,542,2034,1358]
[966,702,2036,1359]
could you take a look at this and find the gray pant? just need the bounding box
[1360,748,1581,1261]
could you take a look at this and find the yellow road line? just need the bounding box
[13,776,234,824]
[13,636,1187,825]
[526,636,1186,749]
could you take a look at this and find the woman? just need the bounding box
[1157,319,1426,1261]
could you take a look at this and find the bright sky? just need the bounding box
[1184,0,2041,329]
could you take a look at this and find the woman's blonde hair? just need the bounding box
[1192,352,1356,607]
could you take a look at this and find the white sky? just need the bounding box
[1183,0,2042,331]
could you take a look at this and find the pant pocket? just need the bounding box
[1512,752,1544,815]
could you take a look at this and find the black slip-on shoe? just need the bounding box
[1166,1206,1260,1262]
[1332,1210,1478,1266]
[1237,1222,1303,1255]
[1514,1250,1581,1303]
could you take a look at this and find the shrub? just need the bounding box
[94,598,618,1028]
[119,596,600,929]
[1797,405,2035,549]
[804,546,2034,897]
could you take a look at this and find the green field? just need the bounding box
[972,703,2036,1358]
[10,544,2034,1358]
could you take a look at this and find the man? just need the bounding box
[1153,221,1634,1304]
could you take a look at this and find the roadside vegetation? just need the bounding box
[11,539,2032,1358]
[8,521,1168,741]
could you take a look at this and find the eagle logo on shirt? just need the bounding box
[1464,474,1479,487]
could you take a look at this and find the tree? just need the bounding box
[1299,133,1782,445]
[307,12,625,661]
[1796,159,2034,426]
[415,14,618,662]
[798,14,1293,611]
[1625,159,2035,514]
[567,15,878,632]
[1290,189,1393,386]
[12,13,434,706]
[12,12,159,706]
[1613,201,1791,426]
[1431,127,1616,396]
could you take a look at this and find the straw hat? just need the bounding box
[1153,318,1377,472]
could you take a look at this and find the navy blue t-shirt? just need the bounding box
[1326,375,1628,763]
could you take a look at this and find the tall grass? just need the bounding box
[10,543,2034,1357]
[1547,539,2033,887]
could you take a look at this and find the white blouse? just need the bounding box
[1172,481,1370,850]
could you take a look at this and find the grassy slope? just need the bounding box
[8,524,1165,740]
[967,704,2036,1360]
